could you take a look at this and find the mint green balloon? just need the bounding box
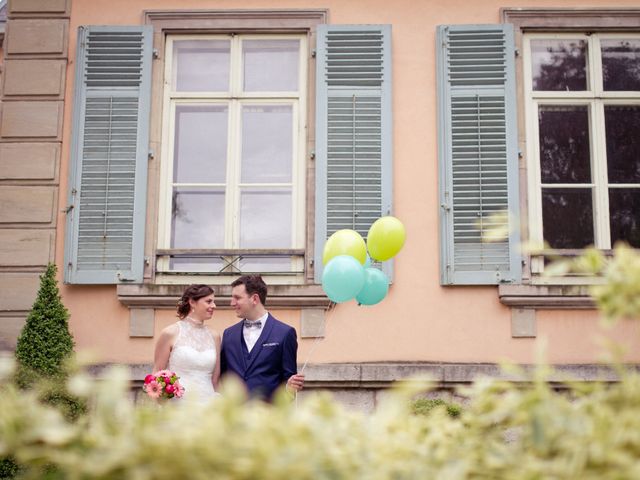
[322,255,365,303]
[355,268,389,306]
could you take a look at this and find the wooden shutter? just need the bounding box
[314,25,393,283]
[437,24,521,285]
[64,26,152,284]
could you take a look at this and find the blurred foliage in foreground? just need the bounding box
[1,246,640,479]
[1,359,640,479]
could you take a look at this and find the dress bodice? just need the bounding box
[168,320,218,402]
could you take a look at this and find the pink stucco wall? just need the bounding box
[55,0,640,365]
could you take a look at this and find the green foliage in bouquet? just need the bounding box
[13,264,85,421]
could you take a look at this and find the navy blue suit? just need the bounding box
[220,313,298,401]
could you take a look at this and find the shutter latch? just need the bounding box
[116,272,136,282]
[62,204,74,214]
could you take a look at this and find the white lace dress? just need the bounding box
[168,320,219,402]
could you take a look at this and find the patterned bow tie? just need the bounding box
[244,320,262,329]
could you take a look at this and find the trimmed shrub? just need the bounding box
[411,397,462,418]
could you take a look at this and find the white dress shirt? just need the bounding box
[243,312,268,353]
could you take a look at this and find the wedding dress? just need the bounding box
[168,319,219,402]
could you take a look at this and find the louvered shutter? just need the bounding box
[64,26,152,284]
[437,24,521,285]
[314,25,393,283]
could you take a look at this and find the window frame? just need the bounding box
[117,9,328,308]
[499,8,640,306]
[157,33,308,284]
[523,32,640,276]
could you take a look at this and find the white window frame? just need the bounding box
[523,33,640,277]
[157,33,308,284]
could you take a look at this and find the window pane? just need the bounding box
[171,188,225,248]
[173,40,230,92]
[170,257,226,272]
[605,105,640,183]
[241,105,292,183]
[601,39,640,91]
[542,188,594,248]
[531,39,588,91]
[609,188,640,248]
[539,106,591,183]
[243,39,299,92]
[239,190,291,248]
[173,105,228,183]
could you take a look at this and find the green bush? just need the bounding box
[411,397,462,418]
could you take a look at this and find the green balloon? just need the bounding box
[367,217,406,261]
[323,229,367,265]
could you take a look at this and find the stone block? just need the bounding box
[300,308,325,338]
[0,273,40,311]
[129,308,155,338]
[9,0,69,14]
[3,60,66,96]
[0,186,56,223]
[0,229,54,266]
[0,142,58,180]
[0,101,63,138]
[0,316,26,350]
[6,19,67,56]
[511,308,536,338]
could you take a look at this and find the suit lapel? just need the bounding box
[245,314,276,372]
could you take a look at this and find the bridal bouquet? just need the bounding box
[143,370,184,399]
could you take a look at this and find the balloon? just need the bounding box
[322,229,367,265]
[366,216,406,261]
[364,254,372,268]
[321,255,366,303]
[356,268,389,306]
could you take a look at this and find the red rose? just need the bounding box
[144,374,155,385]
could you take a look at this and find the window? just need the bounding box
[524,34,640,272]
[157,34,307,280]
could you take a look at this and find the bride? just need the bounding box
[153,284,221,402]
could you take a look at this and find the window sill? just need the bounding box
[498,284,596,309]
[117,282,329,309]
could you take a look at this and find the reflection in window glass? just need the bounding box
[173,105,228,183]
[609,189,640,248]
[601,39,640,91]
[171,188,225,248]
[241,105,292,183]
[542,188,594,248]
[605,105,640,183]
[173,40,230,92]
[531,39,588,91]
[170,257,226,272]
[239,190,291,248]
[243,39,299,92]
[539,106,591,183]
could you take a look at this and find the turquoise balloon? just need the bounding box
[355,268,389,306]
[364,254,372,268]
[322,255,366,303]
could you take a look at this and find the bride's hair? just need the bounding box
[176,284,215,318]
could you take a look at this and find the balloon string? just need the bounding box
[295,301,334,409]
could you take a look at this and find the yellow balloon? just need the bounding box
[367,216,406,261]
[322,229,367,265]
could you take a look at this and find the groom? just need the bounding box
[220,275,305,401]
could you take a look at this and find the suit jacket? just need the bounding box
[220,313,298,401]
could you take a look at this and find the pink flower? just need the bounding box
[165,384,175,395]
[144,374,155,385]
[173,382,184,398]
[155,369,172,378]
[145,380,162,399]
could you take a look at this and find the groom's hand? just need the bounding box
[286,373,305,393]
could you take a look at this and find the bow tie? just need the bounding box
[244,320,262,329]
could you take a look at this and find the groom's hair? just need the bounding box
[231,275,267,305]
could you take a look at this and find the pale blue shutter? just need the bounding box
[437,24,521,285]
[64,26,152,284]
[314,25,393,283]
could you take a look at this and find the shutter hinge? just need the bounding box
[440,203,450,211]
[148,149,155,160]
[518,150,523,159]
[310,150,315,160]
[514,48,520,57]
[153,48,160,59]
[311,49,316,58]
